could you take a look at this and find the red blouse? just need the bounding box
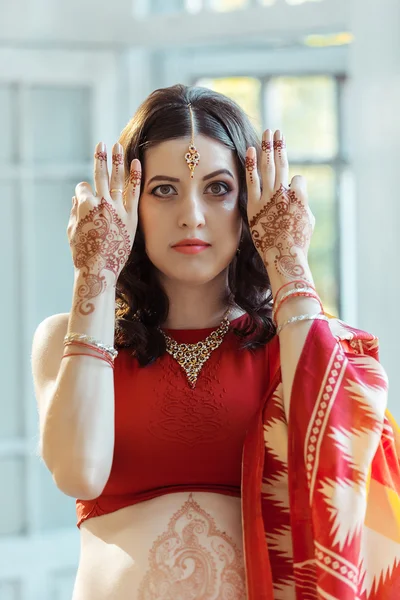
[76,313,272,527]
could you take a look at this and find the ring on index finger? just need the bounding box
[110,188,123,194]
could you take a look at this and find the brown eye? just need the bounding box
[152,185,176,197]
[208,182,230,195]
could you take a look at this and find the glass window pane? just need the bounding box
[0,458,26,535]
[286,0,323,4]
[288,164,339,317]
[209,0,249,11]
[0,582,22,600]
[195,77,262,133]
[185,0,203,12]
[152,0,184,14]
[0,183,24,438]
[30,86,92,163]
[0,85,18,163]
[266,76,338,160]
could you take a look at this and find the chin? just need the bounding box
[157,259,233,285]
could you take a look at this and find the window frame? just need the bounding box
[158,44,355,322]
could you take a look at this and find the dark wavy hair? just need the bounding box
[114,83,276,366]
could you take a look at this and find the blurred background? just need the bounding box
[0,0,398,597]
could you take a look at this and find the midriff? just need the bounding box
[72,491,247,600]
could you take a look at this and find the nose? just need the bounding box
[177,193,206,229]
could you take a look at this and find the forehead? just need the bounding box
[144,135,238,178]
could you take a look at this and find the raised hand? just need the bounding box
[245,129,315,285]
[67,142,141,316]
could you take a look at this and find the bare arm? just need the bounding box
[31,141,141,499]
[32,276,117,499]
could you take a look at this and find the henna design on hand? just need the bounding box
[249,184,313,279]
[245,157,256,184]
[94,151,107,167]
[129,169,142,192]
[273,139,286,161]
[261,140,272,152]
[112,152,123,174]
[261,140,273,166]
[71,198,131,315]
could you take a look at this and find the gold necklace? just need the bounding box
[158,307,233,389]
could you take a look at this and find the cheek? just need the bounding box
[218,204,242,233]
[138,199,159,237]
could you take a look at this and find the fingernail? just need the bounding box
[100,142,106,152]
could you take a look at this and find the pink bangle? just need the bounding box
[64,340,115,363]
[63,340,115,367]
[62,352,114,368]
[273,291,323,326]
[275,279,316,301]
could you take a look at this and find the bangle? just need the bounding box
[275,279,316,300]
[61,352,114,368]
[276,312,328,335]
[64,340,115,361]
[273,288,323,325]
[64,333,118,360]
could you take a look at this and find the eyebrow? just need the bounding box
[147,169,234,186]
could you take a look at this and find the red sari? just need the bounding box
[241,316,400,599]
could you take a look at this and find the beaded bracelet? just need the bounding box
[276,312,328,335]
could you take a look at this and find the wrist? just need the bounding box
[276,296,322,324]
[73,269,117,294]
[270,275,315,300]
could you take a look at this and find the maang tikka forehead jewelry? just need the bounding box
[185,103,200,178]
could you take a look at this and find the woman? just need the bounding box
[31,84,400,599]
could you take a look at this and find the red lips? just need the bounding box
[172,238,211,247]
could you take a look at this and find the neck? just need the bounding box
[158,273,243,330]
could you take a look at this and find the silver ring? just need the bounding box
[110,188,123,194]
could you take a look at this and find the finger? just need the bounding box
[290,175,315,229]
[260,129,275,191]
[273,130,289,190]
[290,175,307,196]
[75,181,94,201]
[93,142,110,199]
[124,159,142,216]
[109,143,124,203]
[245,147,261,205]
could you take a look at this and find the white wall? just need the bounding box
[348,0,400,418]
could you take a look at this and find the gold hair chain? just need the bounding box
[185,103,200,178]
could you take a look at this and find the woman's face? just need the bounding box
[138,135,242,286]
